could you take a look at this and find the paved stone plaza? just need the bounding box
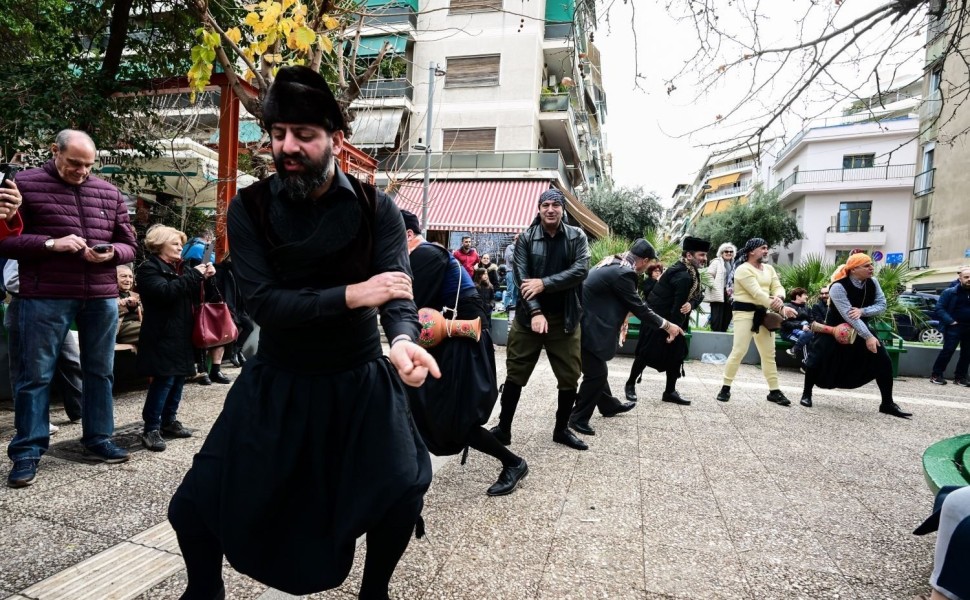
[1,348,968,599]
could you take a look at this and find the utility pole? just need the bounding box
[420,62,446,236]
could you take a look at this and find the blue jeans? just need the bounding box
[7,297,118,461]
[788,329,814,356]
[932,324,970,379]
[503,271,519,309]
[143,376,186,432]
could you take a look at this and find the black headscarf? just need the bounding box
[735,237,767,267]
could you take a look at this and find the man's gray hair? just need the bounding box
[54,129,95,152]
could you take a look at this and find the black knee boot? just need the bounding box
[490,381,522,445]
[552,390,587,450]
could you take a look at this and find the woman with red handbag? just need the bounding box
[135,224,215,452]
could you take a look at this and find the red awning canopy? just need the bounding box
[392,179,551,233]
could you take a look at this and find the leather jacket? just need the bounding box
[512,214,589,333]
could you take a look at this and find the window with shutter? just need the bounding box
[442,129,497,151]
[445,55,500,87]
[449,0,502,13]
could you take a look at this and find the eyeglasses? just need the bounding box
[723,251,734,254]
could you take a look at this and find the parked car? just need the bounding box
[895,292,943,343]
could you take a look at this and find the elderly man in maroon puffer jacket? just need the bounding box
[0,129,138,488]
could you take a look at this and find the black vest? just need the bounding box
[826,276,877,328]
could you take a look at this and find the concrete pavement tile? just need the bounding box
[14,457,188,541]
[847,574,930,600]
[0,512,116,592]
[640,479,720,517]
[547,529,644,589]
[638,415,690,433]
[641,508,734,552]
[567,474,640,508]
[738,558,857,600]
[560,500,642,541]
[812,530,932,586]
[0,455,109,506]
[641,543,751,599]
[725,520,839,573]
[638,456,707,486]
[538,570,650,600]
[450,516,556,571]
[702,460,775,486]
[582,423,639,456]
[574,452,640,480]
[422,559,541,599]
[476,489,565,523]
[791,498,896,541]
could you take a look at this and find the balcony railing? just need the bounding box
[360,77,413,101]
[772,164,915,196]
[909,246,931,269]
[544,23,572,39]
[539,93,569,112]
[825,224,884,233]
[705,181,752,200]
[379,150,573,191]
[706,160,755,179]
[363,6,417,28]
[914,168,935,197]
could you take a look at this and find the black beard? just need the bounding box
[274,146,333,201]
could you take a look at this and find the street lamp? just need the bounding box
[418,61,446,236]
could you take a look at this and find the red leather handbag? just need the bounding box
[192,283,239,349]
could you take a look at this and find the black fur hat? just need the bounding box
[262,66,347,133]
[682,236,711,253]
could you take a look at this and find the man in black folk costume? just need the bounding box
[624,236,710,405]
[400,211,529,496]
[568,239,684,436]
[800,252,912,418]
[167,67,440,600]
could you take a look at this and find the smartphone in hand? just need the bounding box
[92,244,113,254]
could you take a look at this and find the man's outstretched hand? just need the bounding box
[390,340,441,387]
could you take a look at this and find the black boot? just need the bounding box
[490,381,522,446]
[716,385,731,402]
[624,380,638,402]
[553,390,588,450]
[486,458,529,496]
[766,390,791,406]
[209,365,232,385]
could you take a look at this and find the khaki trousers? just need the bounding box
[721,311,779,389]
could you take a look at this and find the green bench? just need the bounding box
[922,434,970,494]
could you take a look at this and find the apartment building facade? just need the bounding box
[665,149,759,244]
[767,117,919,266]
[347,0,609,247]
[909,3,970,290]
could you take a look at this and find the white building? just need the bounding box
[666,148,759,244]
[347,0,609,245]
[767,116,919,266]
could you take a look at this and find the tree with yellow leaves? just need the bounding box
[186,0,391,129]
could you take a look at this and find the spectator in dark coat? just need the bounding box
[810,286,830,324]
[136,224,215,451]
[931,266,970,386]
[215,254,254,367]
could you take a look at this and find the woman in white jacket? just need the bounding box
[706,242,737,332]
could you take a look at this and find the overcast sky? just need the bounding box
[594,1,926,206]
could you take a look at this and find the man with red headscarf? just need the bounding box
[800,253,912,417]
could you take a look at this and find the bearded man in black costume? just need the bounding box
[167,66,440,600]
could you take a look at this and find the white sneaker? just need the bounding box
[785,348,797,358]
[49,422,59,436]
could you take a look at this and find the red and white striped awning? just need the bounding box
[391,179,551,233]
